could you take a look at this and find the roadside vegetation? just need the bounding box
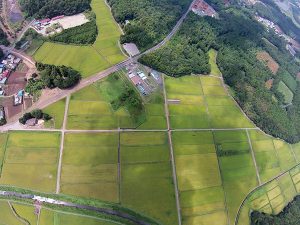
[19,0,91,19]
[141,8,300,143]
[107,0,193,50]
[19,109,51,125]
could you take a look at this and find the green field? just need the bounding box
[61,132,119,202]
[277,81,294,104]
[39,208,118,225]
[208,49,222,76]
[236,164,300,225]
[165,75,254,129]
[34,0,126,78]
[281,71,297,93]
[215,130,258,223]
[120,132,177,225]
[43,98,66,129]
[0,131,60,192]
[0,201,22,224]
[172,131,227,225]
[12,203,38,225]
[67,73,137,130]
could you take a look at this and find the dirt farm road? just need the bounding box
[0,0,198,131]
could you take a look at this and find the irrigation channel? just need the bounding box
[0,190,155,225]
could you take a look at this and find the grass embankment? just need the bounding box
[34,0,126,78]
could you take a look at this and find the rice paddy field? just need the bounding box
[165,75,254,129]
[61,132,119,202]
[236,164,300,225]
[0,200,118,225]
[0,131,60,192]
[67,73,136,130]
[208,49,222,76]
[43,98,66,129]
[249,130,297,183]
[34,0,126,78]
[120,132,177,225]
[215,130,258,224]
[172,131,227,225]
[137,92,167,130]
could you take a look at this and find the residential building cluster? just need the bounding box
[0,54,21,87]
[192,0,217,17]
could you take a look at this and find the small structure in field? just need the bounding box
[26,118,37,126]
[123,43,140,57]
[14,90,24,106]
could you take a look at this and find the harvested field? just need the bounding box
[5,71,26,96]
[256,51,279,74]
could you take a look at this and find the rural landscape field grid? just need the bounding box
[1,49,300,225]
[33,0,127,78]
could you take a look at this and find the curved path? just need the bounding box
[234,162,300,225]
[0,190,156,225]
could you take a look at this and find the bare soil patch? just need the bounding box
[256,51,279,75]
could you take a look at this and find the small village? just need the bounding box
[31,13,89,36]
[0,52,32,125]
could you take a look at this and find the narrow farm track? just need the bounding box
[56,95,70,194]
[0,0,197,131]
[162,76,182,225]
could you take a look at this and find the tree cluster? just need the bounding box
[19,0,91,19]
[140,7,300,143]
[50,20,97,45]
[0,28,9,46]
[36,63,81,89]
[107,0,193,50]
[251,195,300,225]
[19,109,51,125]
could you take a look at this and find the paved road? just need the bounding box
[0,190,153,225]
[0,0,197,131]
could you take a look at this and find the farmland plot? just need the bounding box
[61,133,119,202]
[120,132,177,225]
[34,0,126,78]
[172,131,227,225]
[0,131,60,192]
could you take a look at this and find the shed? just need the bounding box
[26,118,37,126]
[131,76,141,86]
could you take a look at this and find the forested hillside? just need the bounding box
[107,0,193,50]
[251,196,300,225]
[140,9,300,143]
[19,0,91,18]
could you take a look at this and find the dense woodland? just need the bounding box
[0,28,9,46]
[19,0,91,18]
[36,63,81,89]
[50,12,97,45]
[107,0,193,50]
[251,196,300,225]
[140,6,300,143]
